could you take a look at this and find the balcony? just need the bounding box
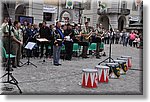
[97,8,130,16]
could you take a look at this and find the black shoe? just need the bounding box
[58,64,62,65]
[12,66,17,68]
[82,56,89,58]
[54,64,59,66]
[65,58,71,61]
[103,53,106,56]
[96,56,101,59]
[17,65,22,67]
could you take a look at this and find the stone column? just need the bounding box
[109,15,118,30]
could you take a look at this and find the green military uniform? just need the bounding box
[1,23,11,53]
[74,29,81,42]
[81,27,91,58]
[74,29,80,35]
[95,28,103,58]
[11,27,23,66]
[81,27,91,42]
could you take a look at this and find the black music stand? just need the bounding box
[36,38,50,63]
[21,42,37,68]
[98,28,114,65]
[0,19,22,94]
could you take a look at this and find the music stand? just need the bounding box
[36,38,50,63]
[21,42,37,68]
[98,28,115,65]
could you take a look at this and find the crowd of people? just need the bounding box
[96,26,143,48]
[1,17,143,70]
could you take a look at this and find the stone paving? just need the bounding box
[0,44,143,95]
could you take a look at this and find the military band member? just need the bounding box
[53,21,64,66]
[64,23,74,60]
[81,22,91,58]
[39,21,51,58]
[1,18,11,53]
[95,23,103,59]
[11,21,23,68]
[73,24,81,42]
[1,18,13,71]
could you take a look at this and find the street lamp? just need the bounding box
[74,2,84,29]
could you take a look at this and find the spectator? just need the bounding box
[133,36,140,48]
[115,30,120,44]
[122,29,128,47]
[129,30,136,47]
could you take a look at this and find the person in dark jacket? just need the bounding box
[64,23,75,60]
[39,21,51,58]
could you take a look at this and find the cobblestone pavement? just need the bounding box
[0,44,143,95]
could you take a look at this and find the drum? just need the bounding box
[117,57,129,70]
[82,69,98,88]
[105,63,120,78]
[121,56,132,68]
[95,65,109,83]
[114,60,128,74]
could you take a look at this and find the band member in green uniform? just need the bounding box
[95,23,103,59]
[1,18,10,53]
[11,21,23,68]
[73,24,81,42]
[81,22,92,58]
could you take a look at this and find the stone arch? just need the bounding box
[2,3,10,19]
[118,16,126,31]
[60,10,73,23]
[15,4,26,20]
[98,15,109,30]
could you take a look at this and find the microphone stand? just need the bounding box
[98,25,114,65]
[0,19,22,94]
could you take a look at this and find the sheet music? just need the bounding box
[25,42,36,50]
[36,38,49,42]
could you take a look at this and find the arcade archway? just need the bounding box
[118,16,126,31]
[15,4,26,20]
[98,15,109,30]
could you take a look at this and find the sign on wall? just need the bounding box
[43,5,57,13]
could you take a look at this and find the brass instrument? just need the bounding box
[75,35,81,42]
[85,31,93,40]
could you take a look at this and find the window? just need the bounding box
[43,12,53,21]
[132,1,138,11]
[87,18,90,22]
[121,1,127,9]
[85,0,91,10]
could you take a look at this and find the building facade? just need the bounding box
[1,0,59,25]
[1,0,82,25]
[1,0,143,31]
[83,0,143,31]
